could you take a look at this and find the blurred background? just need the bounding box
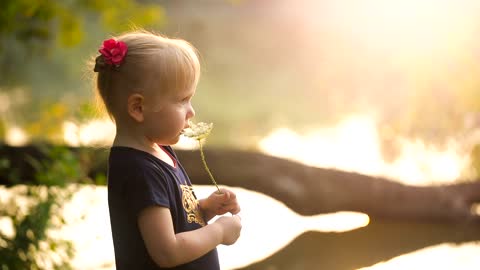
[1,0,480,269]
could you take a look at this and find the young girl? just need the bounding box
[93,30,242,269]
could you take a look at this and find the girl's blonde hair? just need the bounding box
[93,30,200,120]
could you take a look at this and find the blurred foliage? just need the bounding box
[0,0,167,150]
[0,119,4,141]
[0,187,75,270]
[73,102,101,121]
[25,103,70,143]
[0,156,20,185]
[0,0,165,48]
[26,145,84,186]
[0,0,165,86]
[0,145,89,269]
[4,100,101,144]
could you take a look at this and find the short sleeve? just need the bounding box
[125,165,171,218]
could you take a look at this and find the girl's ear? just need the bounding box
[127,93,145,122]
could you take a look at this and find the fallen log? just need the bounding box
[1,145,479,222]
[178,148,480,223]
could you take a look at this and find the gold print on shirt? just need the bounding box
[180,185,206,226]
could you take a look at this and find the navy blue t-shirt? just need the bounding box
[107,146,220,270]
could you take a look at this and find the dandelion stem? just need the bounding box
[198,139,221,193]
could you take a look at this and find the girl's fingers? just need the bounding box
[226,190,236,199]
[210,188,240,214]
[219,188,236,199]
[220,203,241,214]
[230,207,241,215]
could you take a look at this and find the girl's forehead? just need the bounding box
[181,85,196,96]
[154,85,196,100]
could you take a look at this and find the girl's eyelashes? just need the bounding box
[182,95,193,102]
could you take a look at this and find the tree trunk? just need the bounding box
[177,148,480,223]
[1,145,479,222]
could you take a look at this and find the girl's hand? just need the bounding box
[214,215,242,245]
[199,188,241,221]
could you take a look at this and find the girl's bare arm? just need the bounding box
[138,206,241,268]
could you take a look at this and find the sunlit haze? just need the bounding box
[259,114,472,185]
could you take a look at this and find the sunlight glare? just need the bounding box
[259,114,471,185]
[5,126,29,146]
[357,242,480,270]
[471,203,480,216]
[258,116,383,176]
[63,120,115,146]
[322,0,479,58]
[51,185,115,270]
[387,138,469,185]
[174,135,200,150]
[0,217,14,239]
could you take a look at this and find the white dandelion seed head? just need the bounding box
[182,121,213,140]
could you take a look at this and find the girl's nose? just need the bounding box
[187,105,195,119]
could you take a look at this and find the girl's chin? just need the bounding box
[169,134,181,144]
[155,136,180,146]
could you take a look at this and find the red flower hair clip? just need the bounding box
[98,38,128,66]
